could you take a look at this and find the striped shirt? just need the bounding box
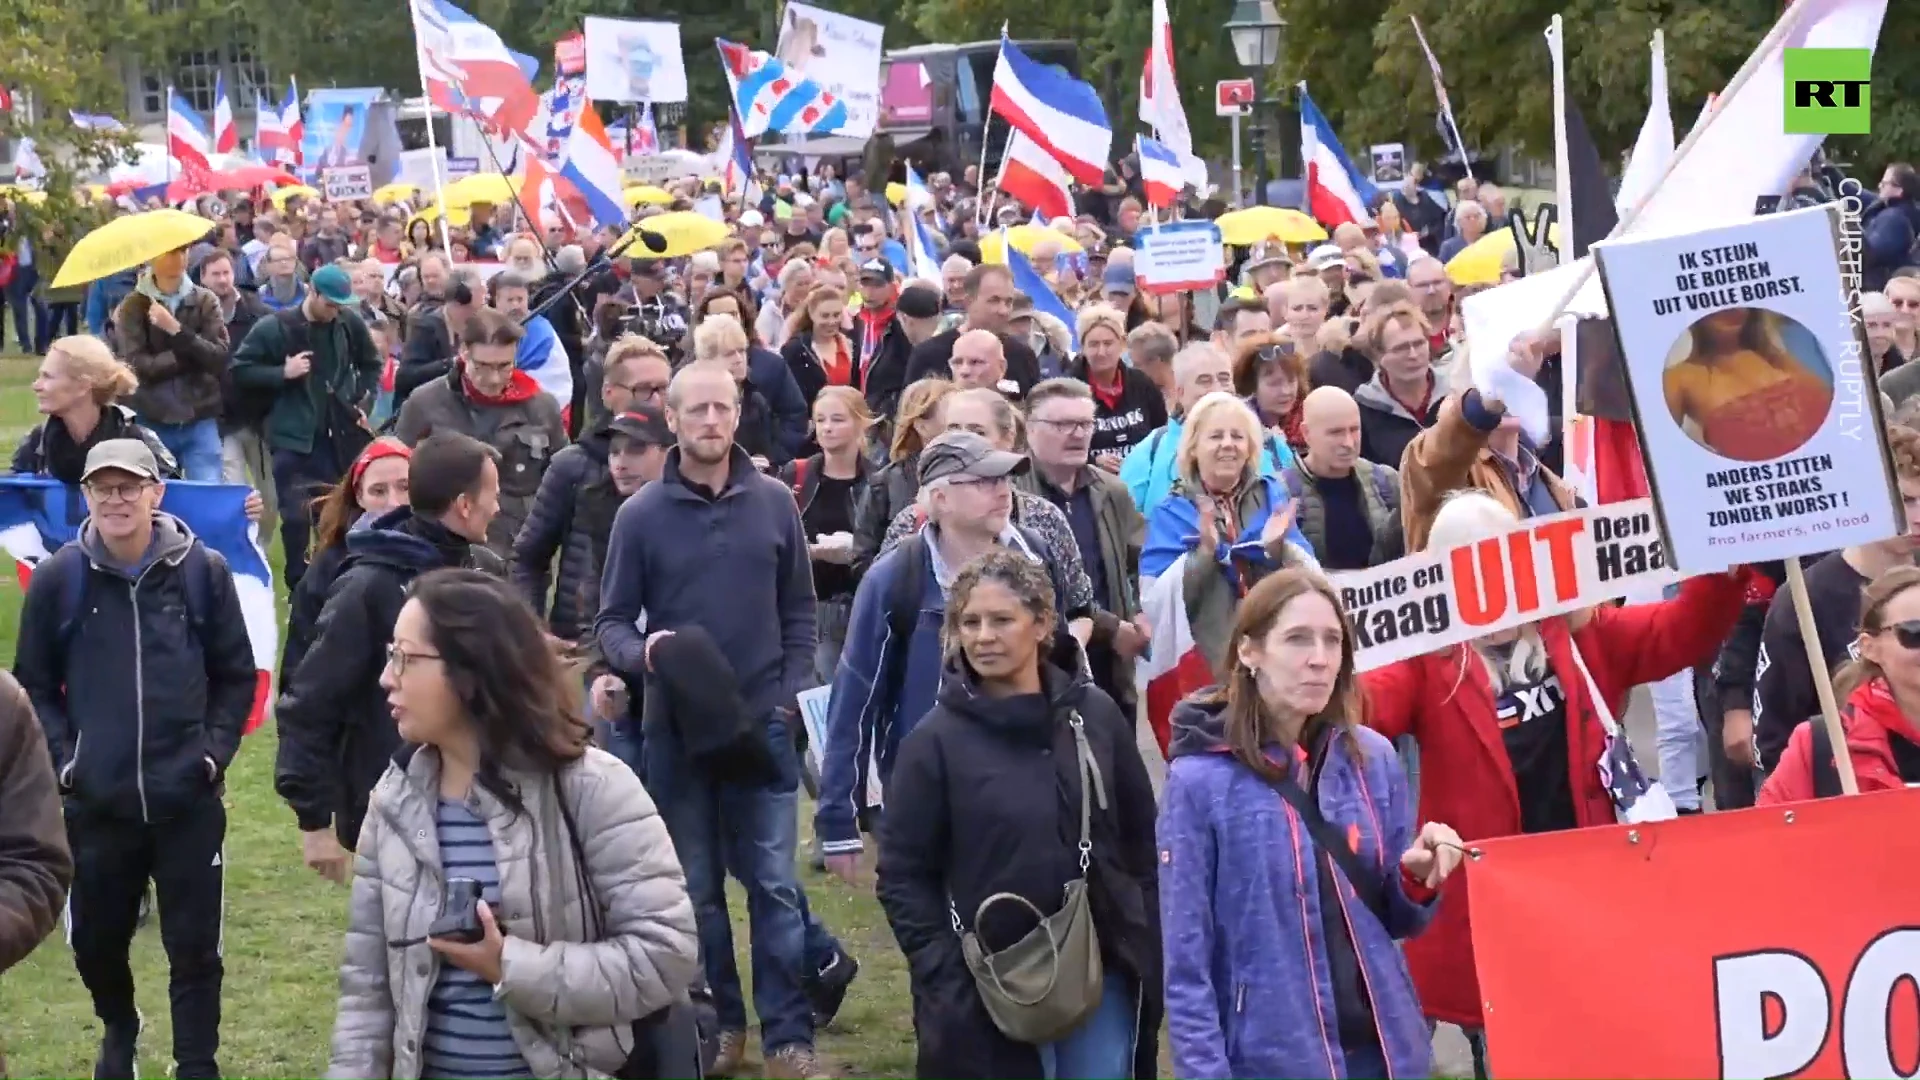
[421,799,533,1080]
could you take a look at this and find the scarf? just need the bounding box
[135,270,196,313]
[41,408,137,484]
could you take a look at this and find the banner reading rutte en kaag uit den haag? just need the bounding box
[1593,204,1903,573]
[1329,499,1678,672]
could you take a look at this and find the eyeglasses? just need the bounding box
[85,480,154,503]
[1033,418,1095,435]
[386,643,441,676]
[614,379,670,400]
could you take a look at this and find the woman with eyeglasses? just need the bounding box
[1232,335,1307,458]
[1066,304,1166,470]
[329,568,701,1080]
[1760,566,1920,803]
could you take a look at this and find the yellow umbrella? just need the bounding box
[1445,224,1560,286]
[618,211,730,259]
[371,182,417,206]
[1215,206,1327,246]
[269,184,319,208]
[623,185,673,208]
[979,225,1085,264]
[53,208,213,289]
[441,172,520,209]
[410,203,472,230]
[0,186,47,205]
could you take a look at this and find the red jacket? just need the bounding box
[1360,571,1746,1027]
[1758,678,1920,805]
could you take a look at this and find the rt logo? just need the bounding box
[1784,47,1871,135]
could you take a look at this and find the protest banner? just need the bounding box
[321,164,373,201]
[582,16,687,105]
[1468,788,1920,1079]
[445,156,479,180]
[1329,498,1677,672]
[1133,220,1227,295]
[777,2,884,139]
[1369,142,1406,183]
[1593,203,1900,573]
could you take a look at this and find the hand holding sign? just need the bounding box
[1400,821,1466,888]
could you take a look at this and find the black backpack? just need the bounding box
[45,541,220,653]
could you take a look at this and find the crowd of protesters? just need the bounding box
[0,149,1918,1080]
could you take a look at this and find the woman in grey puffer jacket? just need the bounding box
[328,568,700,1080]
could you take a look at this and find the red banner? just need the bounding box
[1467,788,1920,1079]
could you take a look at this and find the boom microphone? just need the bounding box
[636,228,668,253]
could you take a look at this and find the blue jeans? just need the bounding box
[1037,973,1137,1079]
[6,262,40,353]
[148,419,225,482]
[645,712,816,1051]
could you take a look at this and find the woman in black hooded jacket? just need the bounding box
[876,550,1161,1079]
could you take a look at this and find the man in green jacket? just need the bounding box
[229,265,381,591]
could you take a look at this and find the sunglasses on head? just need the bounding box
[1887,620,1920,650]
[1257,342,1296,362]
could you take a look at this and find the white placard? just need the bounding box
[583,17,688,105]
[321,164,373,201]
[1370,142,1406,184]
[1132,220,1226,295]
[1330,499,1680,672]
[1593,204,1900,572]
[776,2,883,139]
[797,685,831,776]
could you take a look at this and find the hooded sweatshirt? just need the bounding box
[1759,678,1920,804]
[1157,695,1435,1080]
[15,513,255,823]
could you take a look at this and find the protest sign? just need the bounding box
[778,2,884,139]
[1468,788,1920,1078]
[1369,142,1406,184]
[321,164,373,201]
[1329,499,1678,672]
[445,156,479,180]
[1133,220,1226,294]
[1594,204,1900,571]
[582,17,687,104]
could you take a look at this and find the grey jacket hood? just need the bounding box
[79,510,196,580]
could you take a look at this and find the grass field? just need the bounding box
[0,352,917,1078]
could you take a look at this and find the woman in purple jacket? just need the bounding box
[1157,569,1464,1079]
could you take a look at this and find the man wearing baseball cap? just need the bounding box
[815,430,1076,887]
[229,261,383,592]
[16,438,256,1079]
[851,257,914,416]
[1241,240,1292,294]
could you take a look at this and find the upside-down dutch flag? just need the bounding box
[166,89,213,173]
[1137,134,1184,209]
[410,0,543,149]
[996,130,1075,221]
[904,164,944,282]
[0,477,278,734]
[989,33,1111,186]
[1136,476,1319,760]
[717,39,850,139]
[1298,85,1377,228]
[212,72,237,155]
[555,104,626,231]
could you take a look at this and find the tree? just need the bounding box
[1,0,145,244]
[1285,0,1920,178]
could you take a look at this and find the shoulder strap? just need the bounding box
[52,546,89,651]
[552,770,606,940]
[880,532,928,702]
[1367,461,1398,507]
[1809,718,1844,799]
[180,544,217,638]
[790,457,810,500]
[1066,710,1107,873]
[1262,766,1391,927]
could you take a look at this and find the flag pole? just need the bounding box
[1409,16,1472,181]
[404,0,454,253]
[1529,0,1820,334]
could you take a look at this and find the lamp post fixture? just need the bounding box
[1224,0,1286,206]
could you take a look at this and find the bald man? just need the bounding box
[949,327,1011,395]
[1282,386,1406,569]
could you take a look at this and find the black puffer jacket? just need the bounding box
[851,453,918,583]
[279,538,353,682]
[274,507,504,849]
[876,659,1162,1080]
[14,514,255,824]
[113,287,232,425]
[511,423,627,642]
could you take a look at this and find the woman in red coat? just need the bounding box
[1760,565,1920,804]
[1360,492,1746,1069]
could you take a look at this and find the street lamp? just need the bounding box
[1224,0,1286,205]
[1225,0,1284,71]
